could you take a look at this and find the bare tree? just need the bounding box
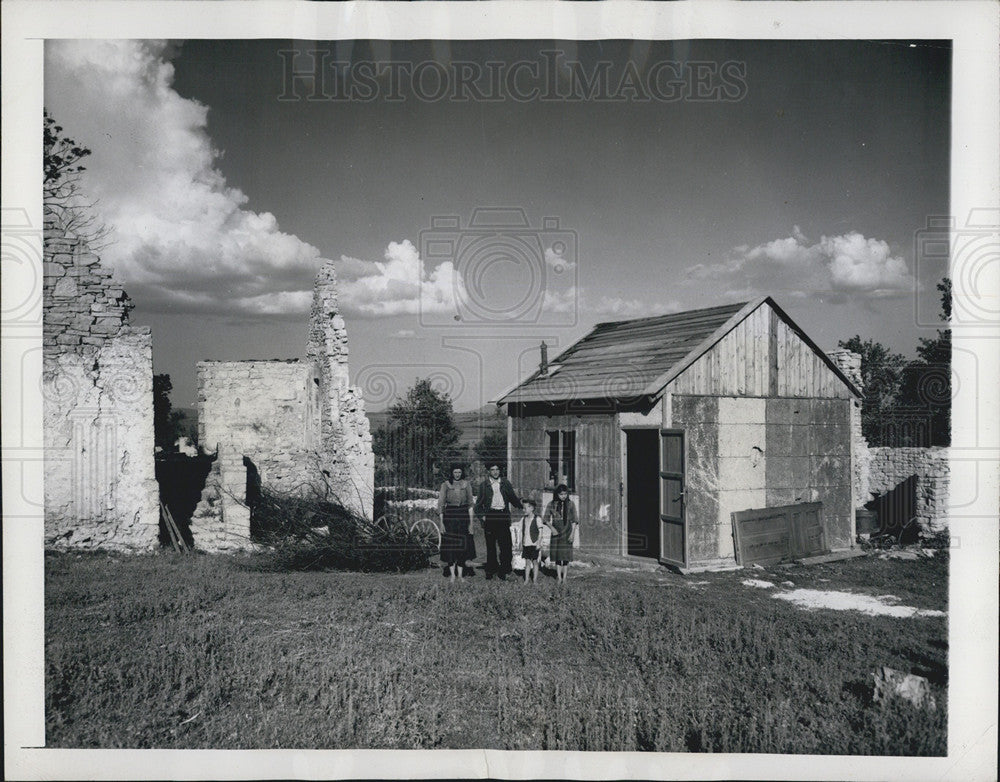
[43,109,111,249]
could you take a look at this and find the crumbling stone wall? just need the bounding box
[866,447,950,537]
[307,262,375,511]
[42,210,158,550]
[826,349,949,537]
[191,261,373,551]
[190,360,318,550]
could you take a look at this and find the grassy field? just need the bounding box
[45,549,947,753]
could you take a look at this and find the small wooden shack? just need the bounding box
[497,297,861,570]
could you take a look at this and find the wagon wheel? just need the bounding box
[409,517,442,556]
[373,514,407,540]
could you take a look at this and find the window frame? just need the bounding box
[545,429,576,491]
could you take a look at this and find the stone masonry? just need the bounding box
[866,447,950,537]
[307,262,374,511]
[42,209,159,550]
[827,348,949,537]
[190,261,374,551]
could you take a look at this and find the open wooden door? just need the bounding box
[659,429,687,568]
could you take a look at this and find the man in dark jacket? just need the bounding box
[475,463,523,579]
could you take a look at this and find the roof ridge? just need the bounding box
[593,300,751,329]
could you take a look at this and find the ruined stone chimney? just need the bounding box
[306,260,374,515]
[539,341,549,375]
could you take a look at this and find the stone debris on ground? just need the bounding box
[873,666,937,711]
[741,578,775,589]
[881,549,920,560]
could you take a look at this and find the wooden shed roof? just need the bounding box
[497,297,860,404]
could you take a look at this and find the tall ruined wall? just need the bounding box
[191,360,318,551]
[307,262,374,515]
[191,261,374,552]
[42,210,158,550]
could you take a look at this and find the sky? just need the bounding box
[43,38,951,411]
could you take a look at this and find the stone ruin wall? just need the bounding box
[866,447,950,537]
[190,261,374,551]
[306,262,375,513]
[826,348,949,538]
[42,209,159,551]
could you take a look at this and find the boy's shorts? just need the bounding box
[523,546,539,561]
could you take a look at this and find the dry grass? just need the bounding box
[45,549,947,753]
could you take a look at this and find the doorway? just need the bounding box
[625,429,659,558]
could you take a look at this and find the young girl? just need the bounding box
[518,498,544,584]
[543,484,577,583]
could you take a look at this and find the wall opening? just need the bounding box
[625,429,660,558]
[866,475,920,544]
[156,451,215,548]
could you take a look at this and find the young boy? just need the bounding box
[519,498,544,584]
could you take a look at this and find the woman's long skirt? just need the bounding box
[549,528,574,563]
[441,505,472,564]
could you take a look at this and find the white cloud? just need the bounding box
[541,285,580,314]
[336,239,460,318]
[45,40,324,318]
[684,228,917,302]
[819,233,916,296]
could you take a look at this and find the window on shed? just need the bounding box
[546,429,576,491]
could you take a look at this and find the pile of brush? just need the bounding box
[251,487,431,572]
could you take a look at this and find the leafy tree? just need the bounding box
[837,335,907,447]
[898,278,952,446]
[474,407,508,470]
[153,374,185,451]
[43,109,110,247]
[373,378,462,489]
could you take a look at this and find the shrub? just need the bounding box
[252,488,431,572]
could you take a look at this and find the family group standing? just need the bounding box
[438,462,578,583]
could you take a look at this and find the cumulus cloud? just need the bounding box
[336,239,460,318]
[45,40,324,319]
[684,227,918,302]
[541,285,580,314]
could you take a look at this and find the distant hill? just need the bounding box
[176,404,502,450]
[367,403,504,448]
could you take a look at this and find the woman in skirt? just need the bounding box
[437,465,475,581]
[543,484,578,583]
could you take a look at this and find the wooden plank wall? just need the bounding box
[668,305,770,396]
[774,318,849,398]
[668,304,850,399]
[509,411,622,553]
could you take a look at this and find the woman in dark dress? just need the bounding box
[437,465,475,581]
[543,484,578,583]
